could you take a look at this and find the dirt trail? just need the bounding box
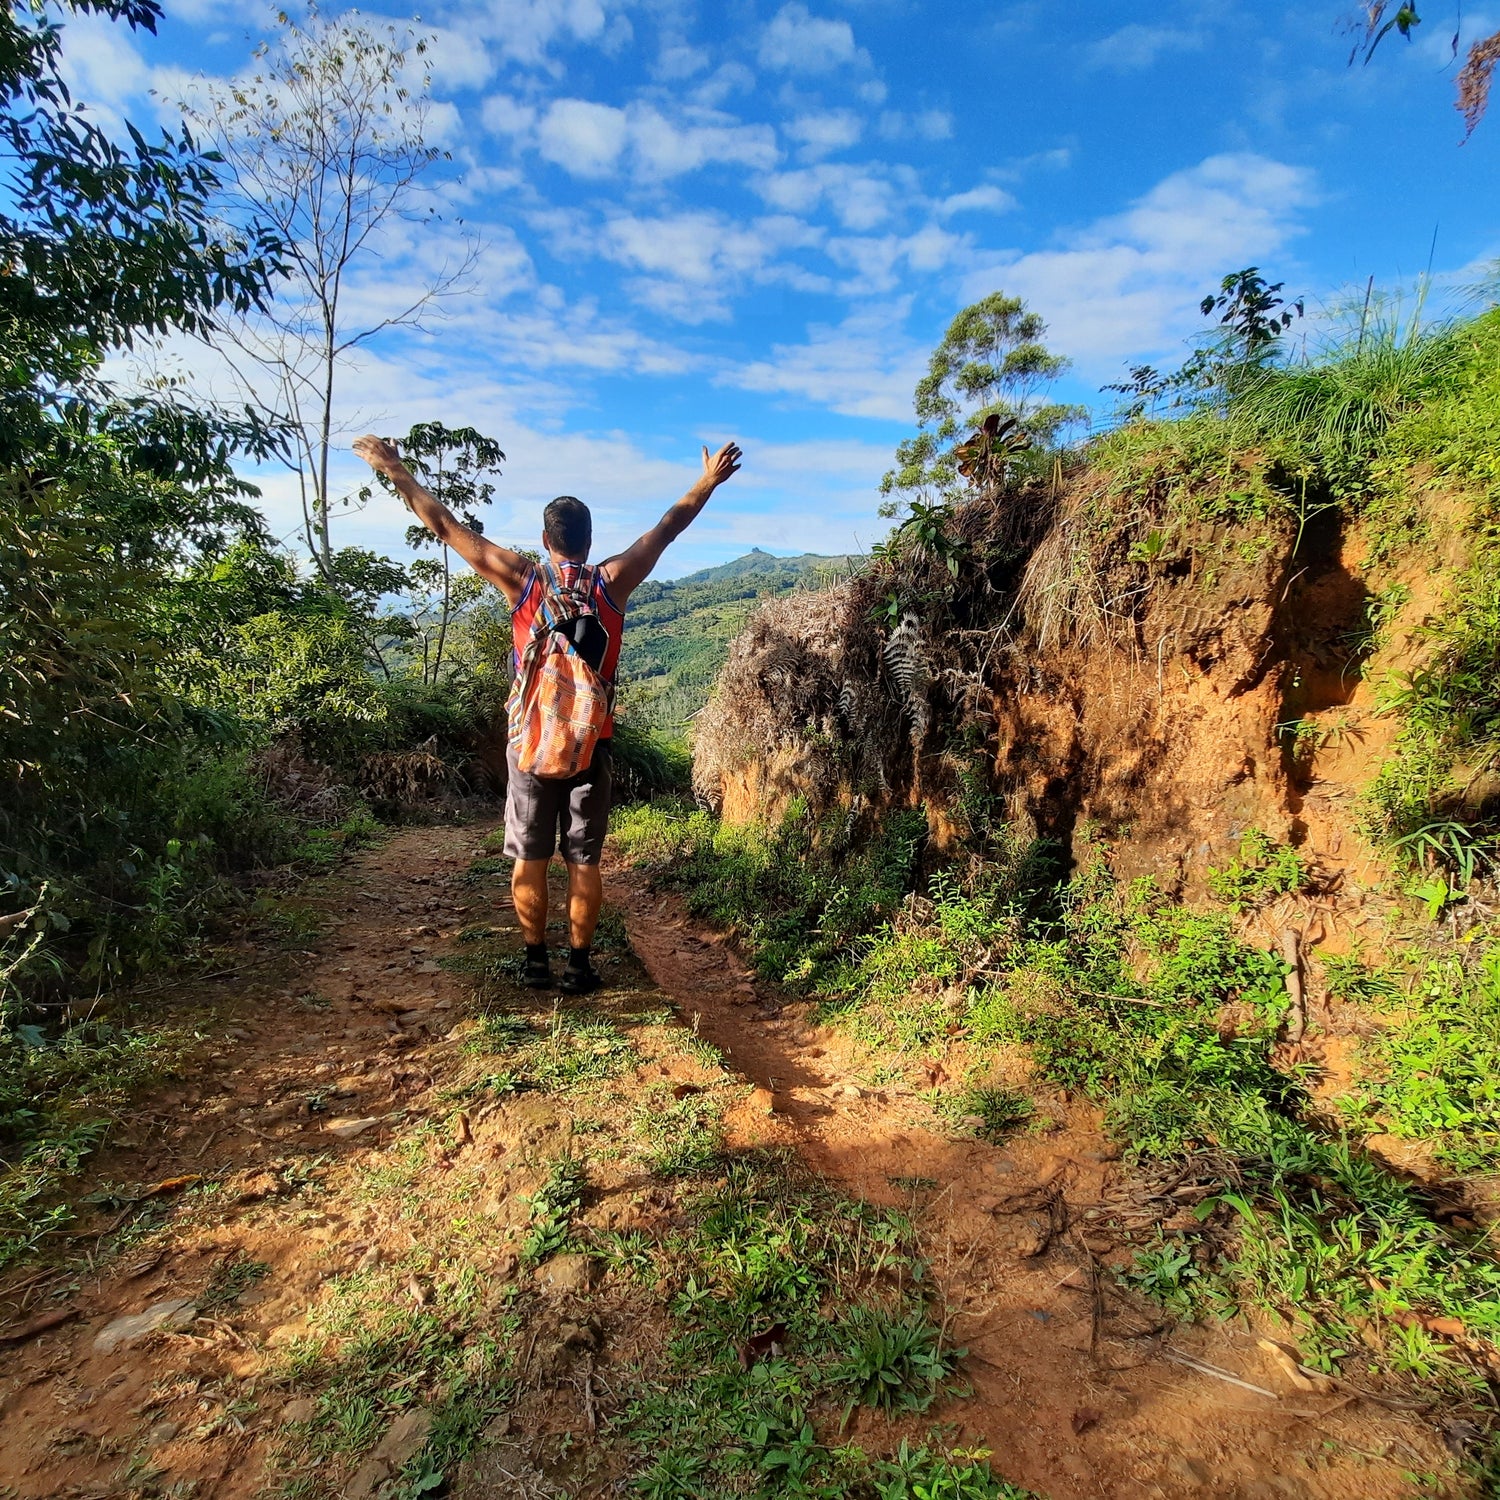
[0,827,1452,1499]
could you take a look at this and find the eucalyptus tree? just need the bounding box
[879,292,1082,518]
[179,10,478,575]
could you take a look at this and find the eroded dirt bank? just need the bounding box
[0,828,1451,1498]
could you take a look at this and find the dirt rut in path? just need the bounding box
[607,855,1452,1500]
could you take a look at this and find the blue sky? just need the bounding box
[65,0,1500,575]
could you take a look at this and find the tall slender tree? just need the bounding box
[179,9,478,574]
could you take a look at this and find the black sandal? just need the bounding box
[559,961,603,995]
[523,950,554,990]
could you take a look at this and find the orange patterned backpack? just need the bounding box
[508,561,613,778]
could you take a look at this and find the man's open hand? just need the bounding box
[352,434,404,474]
[701,441,742,489]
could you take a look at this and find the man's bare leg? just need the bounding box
[566,861,602,949]
[512,858,550,945]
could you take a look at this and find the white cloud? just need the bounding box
[692,62,757,106]
[827,223,970,293]
[877,109,954,141]
[655,42,709,80]
[482,93,538,136]
[58,11,149,122]
[421,26,496,91]
[630,105,778,178]
[496,95,778,180]
[1085,23,1204,72]
[758,3,870,74]
[936,184,1017,217]
[536,97,629,174]
[785,109,863,158]
[463,0,612,68]
[723,303,925,421]
[756,163,913,232]
[965,153,1318,371]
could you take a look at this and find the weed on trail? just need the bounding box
[615,1154,1015,1500]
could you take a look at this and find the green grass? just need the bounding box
[611,799,926,992]
[521,1152,587,1265]
[611,1153,1025,1499]
[0,1019,193,1268]
[619,804,1500,1406]
[460,1004,637,1093]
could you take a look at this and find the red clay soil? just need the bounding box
[0,827,1457,1500]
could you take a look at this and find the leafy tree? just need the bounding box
[179,11,478,574]
[367,421,505,683]
[879,292,1082,518]
[0,0,283,987]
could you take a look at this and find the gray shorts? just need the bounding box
[503,741,612,865]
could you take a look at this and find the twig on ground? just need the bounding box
[1160,1346,1280,1399]
[1280,927,1306,1042]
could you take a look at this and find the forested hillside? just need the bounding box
[619,548,856,734]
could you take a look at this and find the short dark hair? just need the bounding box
[542,495,591,557]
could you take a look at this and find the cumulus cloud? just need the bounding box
[936,184,1017,217]
[785,109,864,158]
[755,163,916,232]
[723,303,926,421]
[492,95,778,180]
[597,211,824,320]
[758,3,870,74]
[1085,23,1204,72]
[536,97,630,174]
[965,153,1318,372]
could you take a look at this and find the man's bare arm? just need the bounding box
[601,441,742,604]
[352,435,532,607]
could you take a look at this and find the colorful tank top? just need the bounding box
[511,562,625,737]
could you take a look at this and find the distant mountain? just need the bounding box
[619,549,859,739]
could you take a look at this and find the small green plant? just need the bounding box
[1125,1238,1200,1317]
[876,1441,1036,1500]
[521,1153,587,1265]
[1206,829,1310,912]
[939,1085,1034,1142]
[829,1305,964,1421]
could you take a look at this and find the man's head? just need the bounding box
[542,495,591,561]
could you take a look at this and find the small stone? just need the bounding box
[417,959,441,974]
[223,1027,252,1041]
[326,1116,382,1140]
[748,1087,777,1114]
[145,1421,180,1447]
[93,1298,196,1354]
[534,1253,598,1295]
[282,1397,317,1425]
[347,1408,433,1499]
[1170,1455,1210,1486]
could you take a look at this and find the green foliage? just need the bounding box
[610,716,693,801]
[615,1154,1015,1499]
[875,1442,1035,1500]
[619,549,853,737]
[829,1306,963,1420]
[1344,944,1500,1170]
[880,291,1082,517]
[1205,829,1311,912]
[612,801,926,991]
[462,1006,636,1094]
[0,1019,189,1267]
[632,1085,724,1178]
[520,1152,587,1265]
